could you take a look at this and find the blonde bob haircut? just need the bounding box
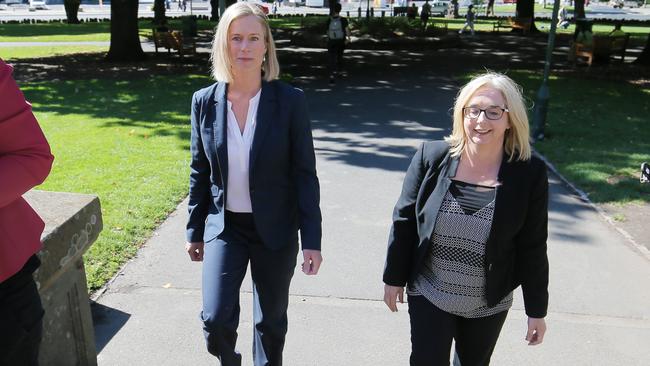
[445,72,531,162]
[210,2,280,83]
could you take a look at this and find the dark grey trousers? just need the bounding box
[201,211,298,366]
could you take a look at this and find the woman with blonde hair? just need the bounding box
[383,72,549,365]
[185,3,322,365]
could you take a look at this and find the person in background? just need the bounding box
[458,4,475,36]
[185,3,322,365]
[407,1,418,20]
[486,0,495,17]
[0,59,55,366]
[558,6,570,30]
[383,72,549,365]
[421,0,432,30]
[325,2,351,86]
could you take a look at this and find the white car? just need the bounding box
[414,0,450,16]
[29,0,50,11]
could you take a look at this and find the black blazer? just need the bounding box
[383,141,549,318]
[186,80,322,251]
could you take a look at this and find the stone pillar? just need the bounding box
[24,190,103,366]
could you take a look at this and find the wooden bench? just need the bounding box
[493,17,532,34]
[393,6,408,16]
[153,29,196,56]
[573,34,630,66]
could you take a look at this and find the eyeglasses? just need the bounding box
[462,106,509,120]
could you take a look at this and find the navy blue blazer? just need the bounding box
[383,141,549,318]
[186,80,322,251]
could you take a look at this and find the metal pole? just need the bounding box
[531,0,561,141]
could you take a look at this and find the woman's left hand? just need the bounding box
[301,249,322,275]
[526,317,546,346]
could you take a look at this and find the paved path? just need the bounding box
[91,48,650,365]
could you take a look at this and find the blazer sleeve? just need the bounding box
[290,89,322,251]
[516,159,549,318]
[0,60,54,208]
[383,142,426,286]
[186,91,211,243]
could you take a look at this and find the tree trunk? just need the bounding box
[634,33,650,65]
[574,0,586,19]
[210,0,219,21]
[64,0,81,24]
[106,0,146,62]
[452,0,459,18]
[154,0,166,26]
[515,0,537,32]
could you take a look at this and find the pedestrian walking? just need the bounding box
[486,0,495,16]
[0,59,54,366]
[383,72,549,365]
[325,2,350,86]
[458,4,475,35]
[185,3,323,365]
[421,0,432,30]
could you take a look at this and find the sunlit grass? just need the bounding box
[21,74,213,291]
[0,46,108,60]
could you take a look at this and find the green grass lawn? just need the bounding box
[0,46,108,60]
[21,74,213,291]
[498,71,649,204]
[0,19,216,43]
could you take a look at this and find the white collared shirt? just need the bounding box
[225,89,261,213]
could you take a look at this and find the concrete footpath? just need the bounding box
[92,50,650,365]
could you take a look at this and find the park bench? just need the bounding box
[393,6,408,16]
[153,28,196,56]
[493,17,532,34]
[573,33,629,66]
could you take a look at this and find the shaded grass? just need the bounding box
[462,70,649,204]
[0,46,108,60]
[21,74,213,291]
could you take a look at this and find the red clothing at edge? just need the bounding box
[0,59,54,283]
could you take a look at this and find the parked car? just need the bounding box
[29,0,49,11]
[609,0,624,8]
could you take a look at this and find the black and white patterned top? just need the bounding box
[408,182,513,318]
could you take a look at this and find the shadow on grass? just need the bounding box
[512,70,650,204]
[20,72,213,149]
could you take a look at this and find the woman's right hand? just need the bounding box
[186,241,204,262]
[384,284,404,312]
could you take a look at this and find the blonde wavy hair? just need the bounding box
[210,2,280,82]
[444,72,531,162]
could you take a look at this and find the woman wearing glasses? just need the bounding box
[383,72,549,365]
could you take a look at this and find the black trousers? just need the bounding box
[0,255,44,366]
[327,39,345,76]
[201,211,298,366]
[408,295,508,366]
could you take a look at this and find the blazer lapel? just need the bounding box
[213,82,228,185]
[486,156,514,260]
[249,81,277,172]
